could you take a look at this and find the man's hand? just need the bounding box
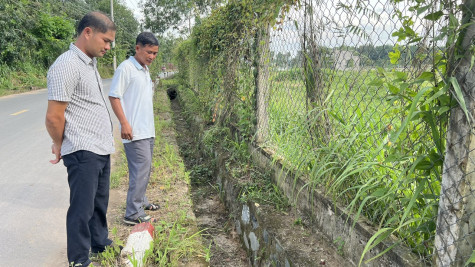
[121,122,133,140]
[50,143,62,164]
[109,96,134,141]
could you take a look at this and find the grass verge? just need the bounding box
[100,81,209,266]
[0,64,46,96]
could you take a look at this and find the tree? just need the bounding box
[86,0,139,63]
[0,0,39,66]
[273,52,291,68]
[142,0,224,36]
[33,12,75,67]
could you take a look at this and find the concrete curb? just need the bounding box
[121,222,155,267]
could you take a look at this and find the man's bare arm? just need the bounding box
[109,96,133,140]
[45,100,67,164]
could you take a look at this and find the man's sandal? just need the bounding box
[144,203,160,211]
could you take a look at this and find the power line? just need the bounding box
[125,0,138,9]
[124,0,144,21]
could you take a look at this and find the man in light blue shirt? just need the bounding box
[109,32,160,225]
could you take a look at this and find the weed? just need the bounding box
[153,219,208,266]
[127,248,139,266]
[333,237,345,256]
[238,168,290,211]
[204,243,212,263]
[110,148,127,189]
[294,217,303,226]
[95,227,125,266]
[190,164,213,185]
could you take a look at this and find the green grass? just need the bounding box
[0,62,115,96]
[103,79,209,266]
[110,148,128,189]
[265,67,442,261]
[151,213,208,266]
[147,80,208,266]
[174,56,443,263]
[95,227,125,266]
[0,63,47,96]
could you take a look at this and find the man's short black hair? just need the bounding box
[136,32,159,47]
[77,11,116,36]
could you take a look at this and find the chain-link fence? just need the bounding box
[252,0,475,265]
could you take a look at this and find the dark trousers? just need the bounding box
[62,150,112,266]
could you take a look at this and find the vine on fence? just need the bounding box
[172,0,475,265]
[174,0,298,138]
[353,0,474,264]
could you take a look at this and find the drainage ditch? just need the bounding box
[169,91,248,266]
[167,88,351,266]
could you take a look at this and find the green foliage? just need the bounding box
[0,0,140,91]
[172,0,298,139]
[171,0,474,264]
[94,227,125,266]
[0,0,78,93]
[143,0,194,35]
[349,0,471,264]
[202,124,291,211]
[0,63,47,95]
[334,237,345,256]
[173,39,194,88]
[0,0,41,65]
[238,173,291,211]
[152,218,207,266]
[465,250,475,266]
[143,0,224,35]
[33,11,75,66]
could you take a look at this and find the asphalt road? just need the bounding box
[0,79,115,266]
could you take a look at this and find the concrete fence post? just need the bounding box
[255,25,270,144]
[434,9,475,266]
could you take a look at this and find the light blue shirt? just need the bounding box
[109,56,155,143]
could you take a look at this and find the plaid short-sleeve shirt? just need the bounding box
[47,43,115,156]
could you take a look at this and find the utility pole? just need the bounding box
[111,0,117,70]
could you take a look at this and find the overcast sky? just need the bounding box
[122,0,144,22]
[269,0,442,56]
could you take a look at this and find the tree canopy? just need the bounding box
[143,0,223,36]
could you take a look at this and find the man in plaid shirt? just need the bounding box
[45,11,116,267]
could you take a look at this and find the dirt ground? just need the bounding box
[169,99,249,267]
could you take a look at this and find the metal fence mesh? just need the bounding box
[253,0,474,265]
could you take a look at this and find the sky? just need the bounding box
[122,0,144,22]
[268,0,442,57]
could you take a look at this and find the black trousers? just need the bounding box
[62,150,112,266]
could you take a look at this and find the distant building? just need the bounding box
[332,50,360,70]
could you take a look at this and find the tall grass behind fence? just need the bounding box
[173,0,475,265]
[259,0,474,265]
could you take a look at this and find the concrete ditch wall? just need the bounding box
[248,146,424,267]
[211,144,423,267]
[213,149,295,267]
[173,90,423,266]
